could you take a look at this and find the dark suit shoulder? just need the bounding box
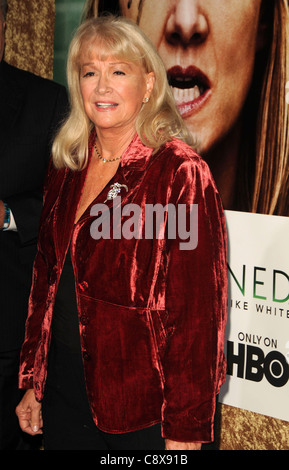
[0,60,66,95]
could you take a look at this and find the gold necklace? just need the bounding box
[94,141,122,163]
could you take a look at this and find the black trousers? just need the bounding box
[42,338,165,451]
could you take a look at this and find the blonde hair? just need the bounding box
[52,15,193,170]
[81,0,99,20]
[251,0,289,215]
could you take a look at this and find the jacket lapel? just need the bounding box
[54,165,89,259]
[53,133,154,257]
[79,134,154,237]
[91,133,153,209]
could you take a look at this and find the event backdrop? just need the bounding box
[4,0,289,450]
[4,0,55,78]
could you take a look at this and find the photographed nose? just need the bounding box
[165,0,209,46]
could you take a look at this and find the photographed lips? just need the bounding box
[167,66,211,117]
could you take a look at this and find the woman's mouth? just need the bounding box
[167,66,211,117]
[95,102,118,109]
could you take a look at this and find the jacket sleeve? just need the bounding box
[162,157,227,443]
[4,85,68,246]
[18,160,61,390]
[18,248,50,390]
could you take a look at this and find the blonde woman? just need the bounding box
[83,0,289,216]
[16,16,227,450]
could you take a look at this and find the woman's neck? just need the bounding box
[95,126,136,160]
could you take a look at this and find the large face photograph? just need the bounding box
[84,0,288,216]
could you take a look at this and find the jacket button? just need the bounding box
[35,381,40,391]
[42,330,48,341]
[49,268,58,285]
[80,315,89,325]
[83,351,91,361]
[79,281,88,292]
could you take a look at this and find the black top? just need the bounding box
[52,248,81,352]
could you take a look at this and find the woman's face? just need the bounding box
[119,0,263,155]
[79,44,154,136]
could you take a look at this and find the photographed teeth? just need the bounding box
[175,76,192,83]
[171,85,201,105]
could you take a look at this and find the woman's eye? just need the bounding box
[83,71,94,78]
[113,70,125,76]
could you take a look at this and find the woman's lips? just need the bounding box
[167,65,211,117]
[95,101,118,110]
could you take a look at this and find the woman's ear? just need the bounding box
[146,72,155,98]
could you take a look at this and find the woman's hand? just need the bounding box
[16,389,43,436]
[165,439,202,450]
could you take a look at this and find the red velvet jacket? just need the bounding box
[19,133,227,443]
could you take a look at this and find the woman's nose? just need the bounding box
[96,74,111,94]
[165,0,209,46]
